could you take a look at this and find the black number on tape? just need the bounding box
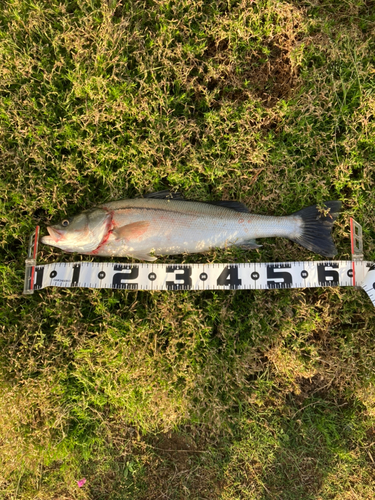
[112,265,139,289]
[34,266,44,290]
[166,266,192,290]
[71,264,81,287]
[217,266,242,289]
[267,264,292,289]
[317,263,339,286]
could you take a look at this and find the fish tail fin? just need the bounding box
[290,201,341,257]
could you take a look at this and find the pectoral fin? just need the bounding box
[113,221,150,241]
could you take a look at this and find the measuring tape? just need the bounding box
[23,219,375,307]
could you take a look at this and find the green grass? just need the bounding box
[1,0,375,498]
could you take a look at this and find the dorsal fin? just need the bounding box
[144,190,185,200]
[144,191,249,212]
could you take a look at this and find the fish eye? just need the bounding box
[61,219,70,227]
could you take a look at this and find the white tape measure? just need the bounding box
[23,219,375,307]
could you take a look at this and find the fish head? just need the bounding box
[41,208,111,253]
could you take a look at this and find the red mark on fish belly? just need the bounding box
[238,218,244,223]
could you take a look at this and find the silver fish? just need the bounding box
[41,191,341,261]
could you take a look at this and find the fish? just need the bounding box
[41,191,341,261]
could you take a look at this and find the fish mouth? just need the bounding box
[44,226,63,242]
[41,235,54,246]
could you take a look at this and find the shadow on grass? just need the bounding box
[132,389,370,500]
[257,394,368,499]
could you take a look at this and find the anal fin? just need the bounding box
[237,239,262,249]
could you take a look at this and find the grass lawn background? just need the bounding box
[1,0,375,498]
